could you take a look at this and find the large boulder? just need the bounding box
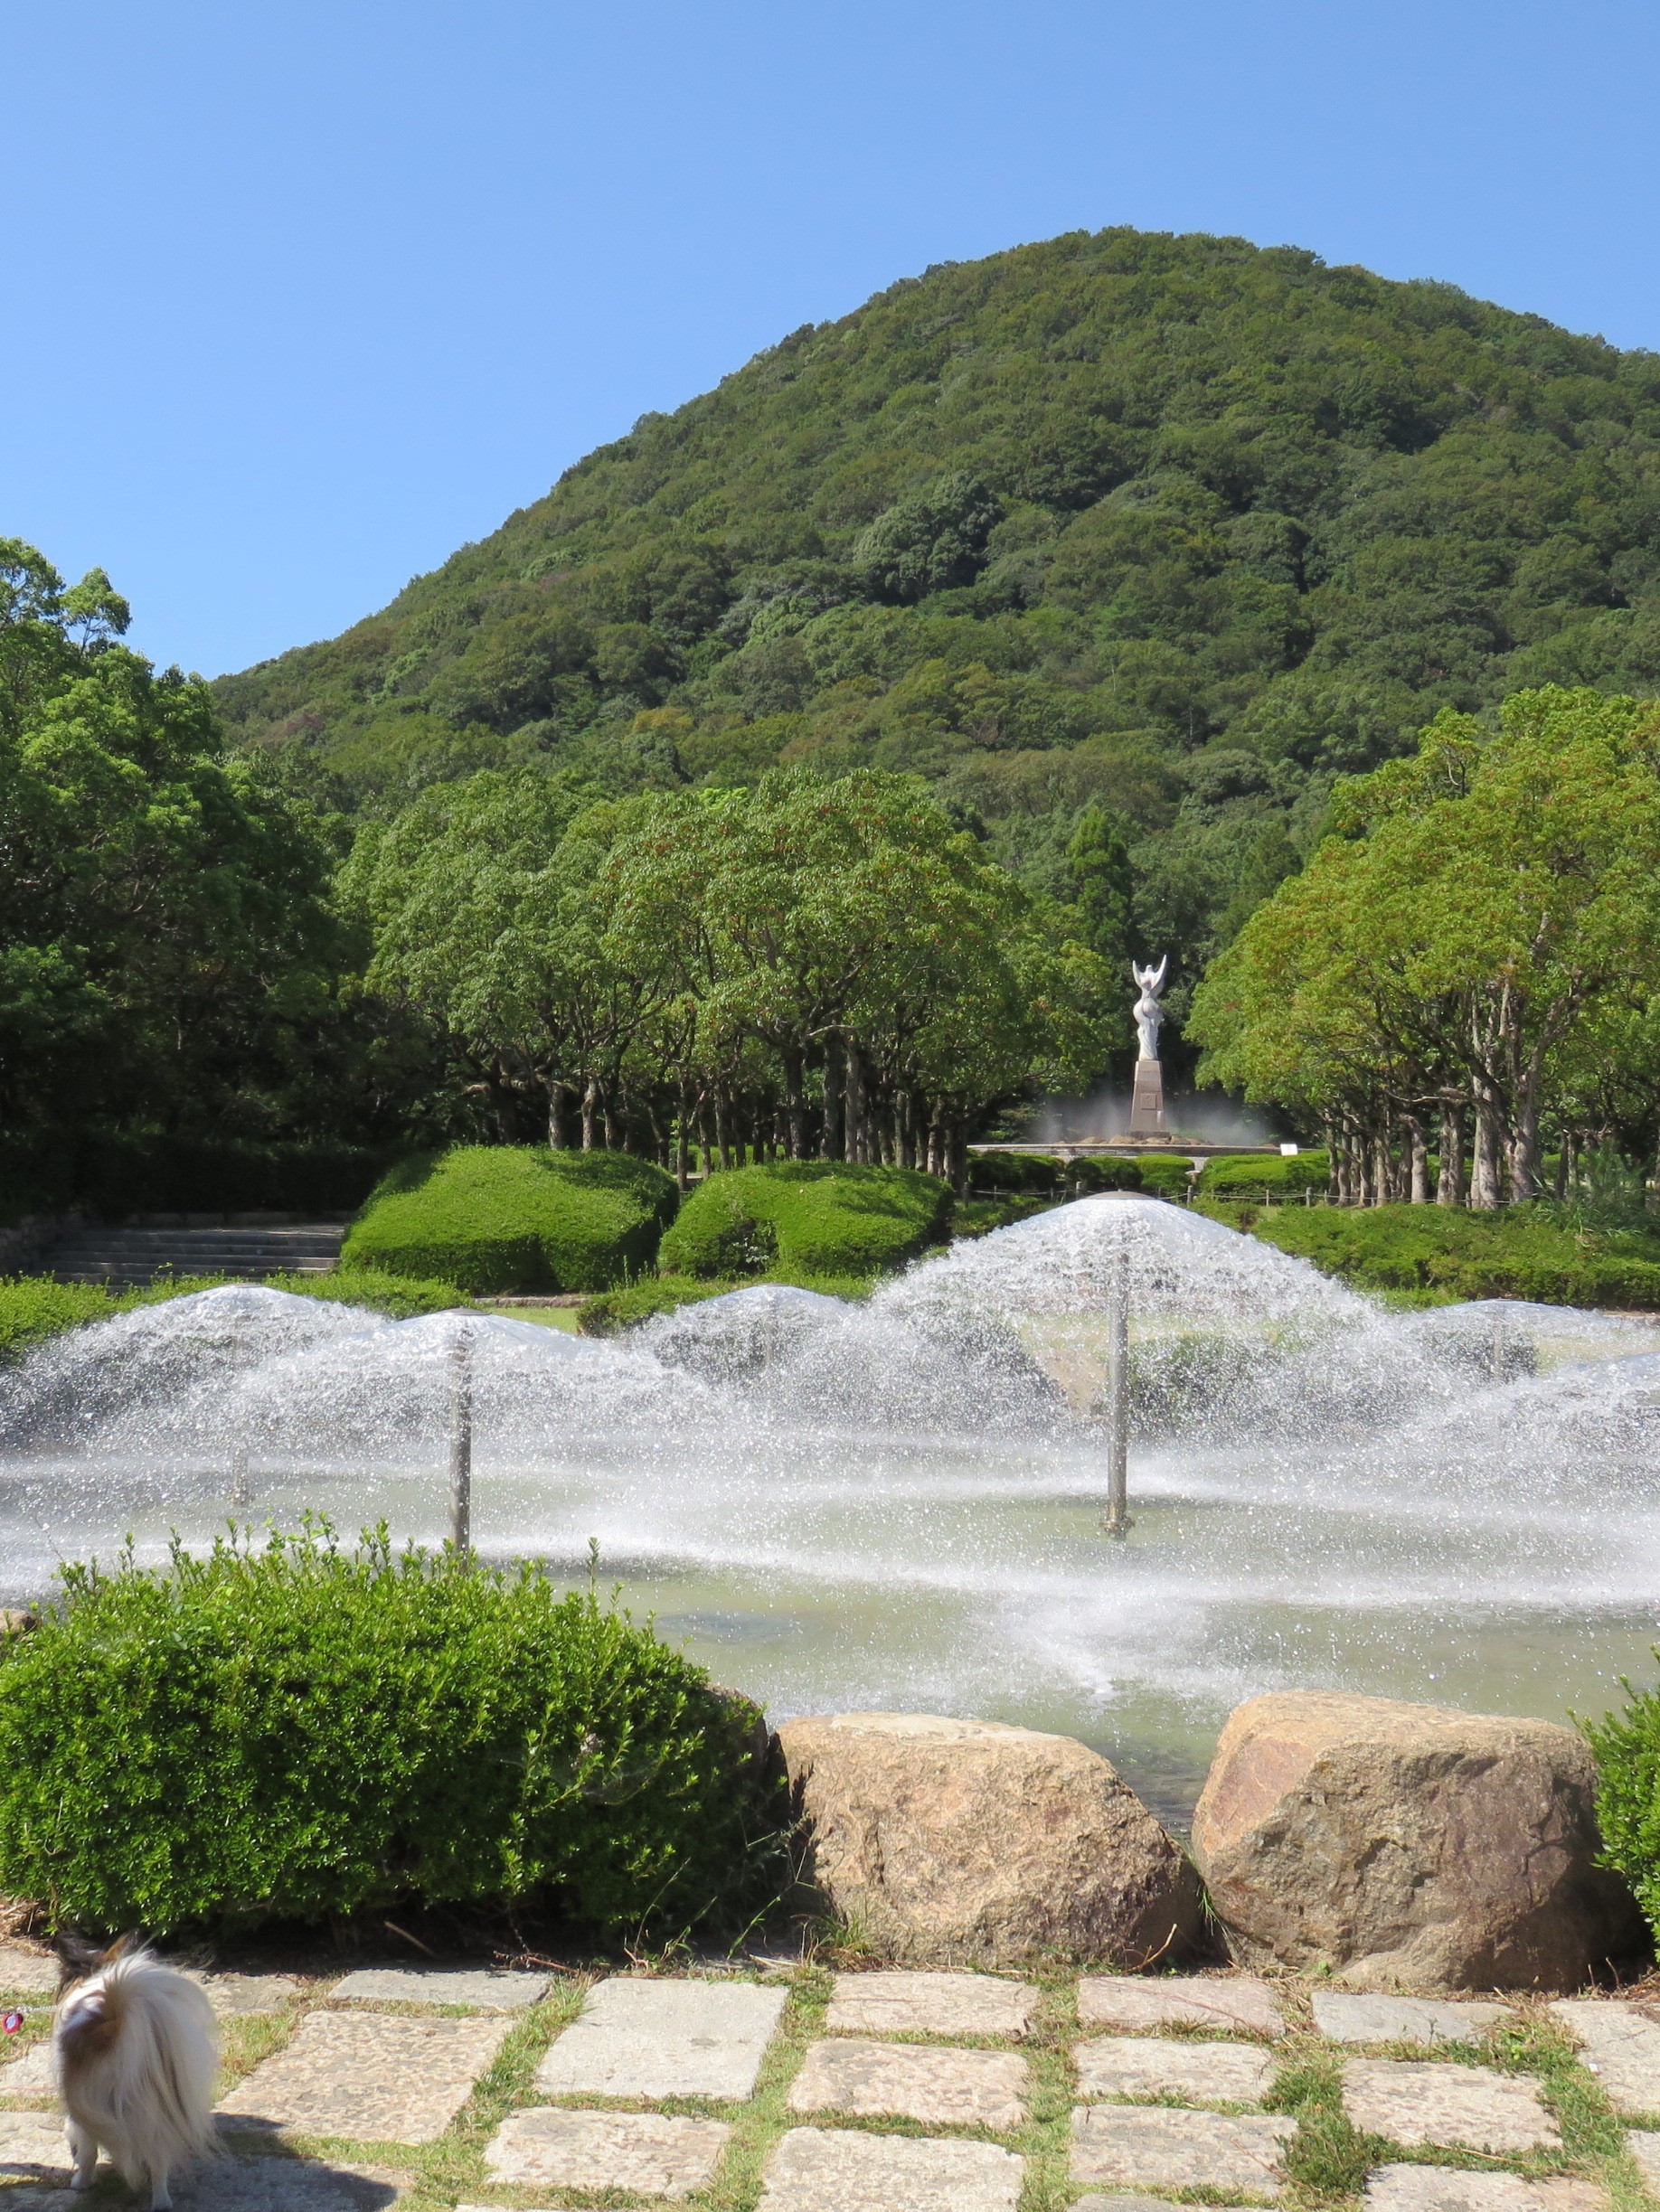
[1192,1691,1644,1990]
[778,1710,1203,1968]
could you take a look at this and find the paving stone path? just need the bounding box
[0,1953,1654,2209]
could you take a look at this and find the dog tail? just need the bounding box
[56,1948,219,2188]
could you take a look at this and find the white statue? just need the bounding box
[1131,955,1168,1063]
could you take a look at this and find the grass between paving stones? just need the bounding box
[1265,2011,1660,2212]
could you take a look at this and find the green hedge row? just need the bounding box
[1237,1201,1660,1307]
[0,1269,471,1364]
[0,1530,783,1936]
[658,1162,952,1281]
[342,1146,678,1294]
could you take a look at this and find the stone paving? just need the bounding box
[756,2124,1023,2210]
[1343,2057,1561,2152]
[219,2010,512,2142]
[2,1957,1657,2209]
[787,2035,1029,2128]
[1075,2030,1275,2104]
[485,2106,731,2195]
[1364,2170,1608,2212]
[823,1967,1038,2038]
[1078,1970,1286,2034]
[1071,2104,1297,2195]
[534,1973,788,2099]
[1552,1999,1660,2116]
[1313,1991,1511,2043]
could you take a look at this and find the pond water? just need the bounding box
[5,1197,1659,1828]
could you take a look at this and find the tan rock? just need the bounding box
[778,1711,1201,1969]
[1191,1693,1642,1991]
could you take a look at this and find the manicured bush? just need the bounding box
[0,1268,472,1364]
[341,1146,678,1294]
[1201,1149,1330,1199]
[1133,1153,1195,1198]
[579,1275,731,1336]
[0,1529,784,1937]
[268,1268,473,1319]
[968,1150,1064,1193]
[1235,1202,1660,1308]
[658,1162,952,1281]
[1587,1679,1660,1944]
[968,1151,1143,1196]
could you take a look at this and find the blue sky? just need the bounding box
[7,0,1658,678]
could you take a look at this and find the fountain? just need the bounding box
[5,1200,1660,1822]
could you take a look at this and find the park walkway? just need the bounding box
[0,1948,1655,2209]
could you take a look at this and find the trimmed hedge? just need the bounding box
[0,1529,784,1937]
[0,1269,471,1364]
[968,1150,1144,1195]
[342,1146,678,1294]
[1133,1153,1195,1198]
[658,1162,952,1282]
[1587,1676,1660,1945]
[1232,1201,1660,1308]
[579,1276,731,1336]
[1200,1149,1330,1199]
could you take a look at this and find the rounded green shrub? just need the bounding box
[1133,1153,1195,1198]
[659,1162,952,1281]
[579,1275,730,1335]
[1201,1149,1330,1198]
[0,1529,784,1938]
[342,1146,678,1294]
[1587,1674,1660,1944]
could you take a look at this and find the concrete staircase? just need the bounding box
[39,1217,348,1288]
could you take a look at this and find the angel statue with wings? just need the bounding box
[1131,955,1168,1063]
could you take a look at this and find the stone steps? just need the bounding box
[38,1222,348,1286]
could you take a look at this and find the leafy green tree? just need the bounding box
[0,541,348,1172]
[1190,687,1660,1205]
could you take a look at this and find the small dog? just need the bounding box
[52,1936,218,2209]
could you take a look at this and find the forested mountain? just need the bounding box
[214,227,1660,1017]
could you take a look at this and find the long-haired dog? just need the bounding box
[52,1936,218,2209]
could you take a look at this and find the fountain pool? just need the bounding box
[5,1197,1659,1825]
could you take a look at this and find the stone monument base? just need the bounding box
[1129,1056,1166,1137]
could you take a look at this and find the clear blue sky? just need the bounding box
[7,0,1658,679]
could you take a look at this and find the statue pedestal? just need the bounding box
[1129,1056,1167,1137]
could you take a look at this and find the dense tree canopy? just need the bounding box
[344,767,1114,1181]
[0,539,367,1184]
[1188,687,1660,1205]
[216,225,1660,1021]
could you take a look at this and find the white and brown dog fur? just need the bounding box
[52,1936,218,2209]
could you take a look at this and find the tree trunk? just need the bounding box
[1509,1083,1543,1201]
[821,1038,844,1161]
[674,1082,692,1191]
[601,1087,619,1151]
[547,1081,569,1152]
[783,1050,806,1159]
[580,1077,599,1151]
[1469,1081,1505,1210]
[1437,1102,1467,1208]
[1323,1122,1340,1205]
[714,1089,732,1172]
[844,1040,865,1165]
[1403,1115,1429,1205]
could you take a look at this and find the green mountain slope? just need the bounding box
[215,225,1660,978]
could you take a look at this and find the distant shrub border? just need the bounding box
[658,1162,951,1283]
[342,1145,679,1294]
[0,1528,785,1938]
[1232,1200,1660,1309]
[0,1269,471,1364]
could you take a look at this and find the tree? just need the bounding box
[1189,688,1660,1206]
[0,541,348,1168]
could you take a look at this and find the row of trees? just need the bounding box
[344,767,1119,1184]
[1190,688,1660,1207]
